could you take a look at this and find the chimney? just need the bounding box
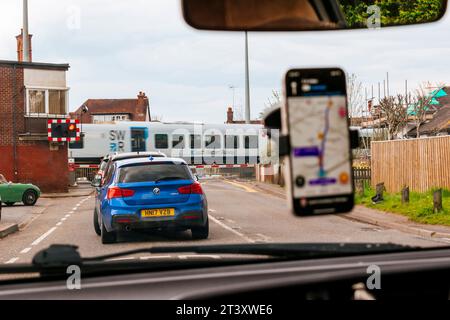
[227,107,234,123]
[16,29,33,62]
[137,91,151,121]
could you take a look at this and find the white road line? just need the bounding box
[5,257,19,264]
[256,233,272,243]
[56,222,62,226]
[69,211,74,214]
[61,218,67,221]
[31,227,57,246]
[65,214,71,218]
[72,208,77,211]
[209,215,256,243]
[209,209,217,213]
[20,247,32,254]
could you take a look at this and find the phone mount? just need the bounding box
[263,105,359,157]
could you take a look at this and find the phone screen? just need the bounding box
[284,68,353,215]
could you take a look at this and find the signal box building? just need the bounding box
[0,60,71,192]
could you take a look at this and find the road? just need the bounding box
[0,179,447,266]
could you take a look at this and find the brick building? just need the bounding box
[70,92,150,124]
[0,60,70,192]
[225,107,262,124]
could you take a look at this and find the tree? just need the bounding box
[259,90,281,119]
[347,73,365,122]
[378,94,408,140]
[339,0,444,28]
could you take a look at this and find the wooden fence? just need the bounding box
[371,136,450,193]
[353,167,371,186]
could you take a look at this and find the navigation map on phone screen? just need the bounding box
[286,69,353,199]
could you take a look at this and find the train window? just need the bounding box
[131,128,147,152]
[205,135,221,149]
[244,135,258,149]
[190,134,201,149]
[172,134,185,149]
[225,135,239,149]
[155,134,168,149]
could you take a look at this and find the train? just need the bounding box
[68,121,277,166]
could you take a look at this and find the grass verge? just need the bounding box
[355,186,450,226]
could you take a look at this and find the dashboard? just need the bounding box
[1,248,450,300]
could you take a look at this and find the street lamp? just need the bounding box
[244,31,251,124]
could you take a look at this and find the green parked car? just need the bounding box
[0,174,40,206]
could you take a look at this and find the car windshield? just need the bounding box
[0,0,449,282]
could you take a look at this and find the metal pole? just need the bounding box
[244,31,251,124]
[23,0,30,62]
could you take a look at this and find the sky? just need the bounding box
[0,0,449,123]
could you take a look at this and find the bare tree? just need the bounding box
[378,95,409,140]
[259,90,281,119]
[347,73,365,122]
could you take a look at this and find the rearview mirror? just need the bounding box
[182,0,447,31]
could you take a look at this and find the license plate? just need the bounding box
[141,208,175,218]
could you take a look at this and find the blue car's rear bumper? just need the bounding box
[101,195,208,232]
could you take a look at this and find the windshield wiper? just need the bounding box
[0,243,421,277]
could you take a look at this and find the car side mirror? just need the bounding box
[91,175,102,188]
[194,175,200,182]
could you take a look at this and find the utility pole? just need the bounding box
[244,31,251,124]
[23,0,30,62]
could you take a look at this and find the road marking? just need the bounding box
[256,233,272,243]
[69,211,74,214]
[65,214,71,218]
[61,218,67,221]
[5,257,19,264]
[223,180,257,193]
[209,215,256,243]
[72,207,77,211]
[209,209,217,213]
[31,227,57,246]
[20,247,32,254]
[56,222,62,226]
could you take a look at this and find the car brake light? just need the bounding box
[178,182,203,195]
[107,187,135,199]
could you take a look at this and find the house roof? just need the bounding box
[419,104,450,134]
[81,99,143,115]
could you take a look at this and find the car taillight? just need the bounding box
[107,187,135,199]
[178,182,203,195]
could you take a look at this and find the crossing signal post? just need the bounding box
[48,119,80,142]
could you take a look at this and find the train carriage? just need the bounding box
[69,121,275,166]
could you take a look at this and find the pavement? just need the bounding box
[244,180,450,241]
[1,178,450,268]
[0,185,94,239]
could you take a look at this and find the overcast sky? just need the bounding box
[0,0,449,123]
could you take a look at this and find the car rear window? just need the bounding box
[118,163,192,183]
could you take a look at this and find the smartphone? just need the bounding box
[282,68,354,216]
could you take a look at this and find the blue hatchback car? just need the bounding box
[93,157,208,244]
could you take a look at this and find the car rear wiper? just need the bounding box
[154,176,188,182]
